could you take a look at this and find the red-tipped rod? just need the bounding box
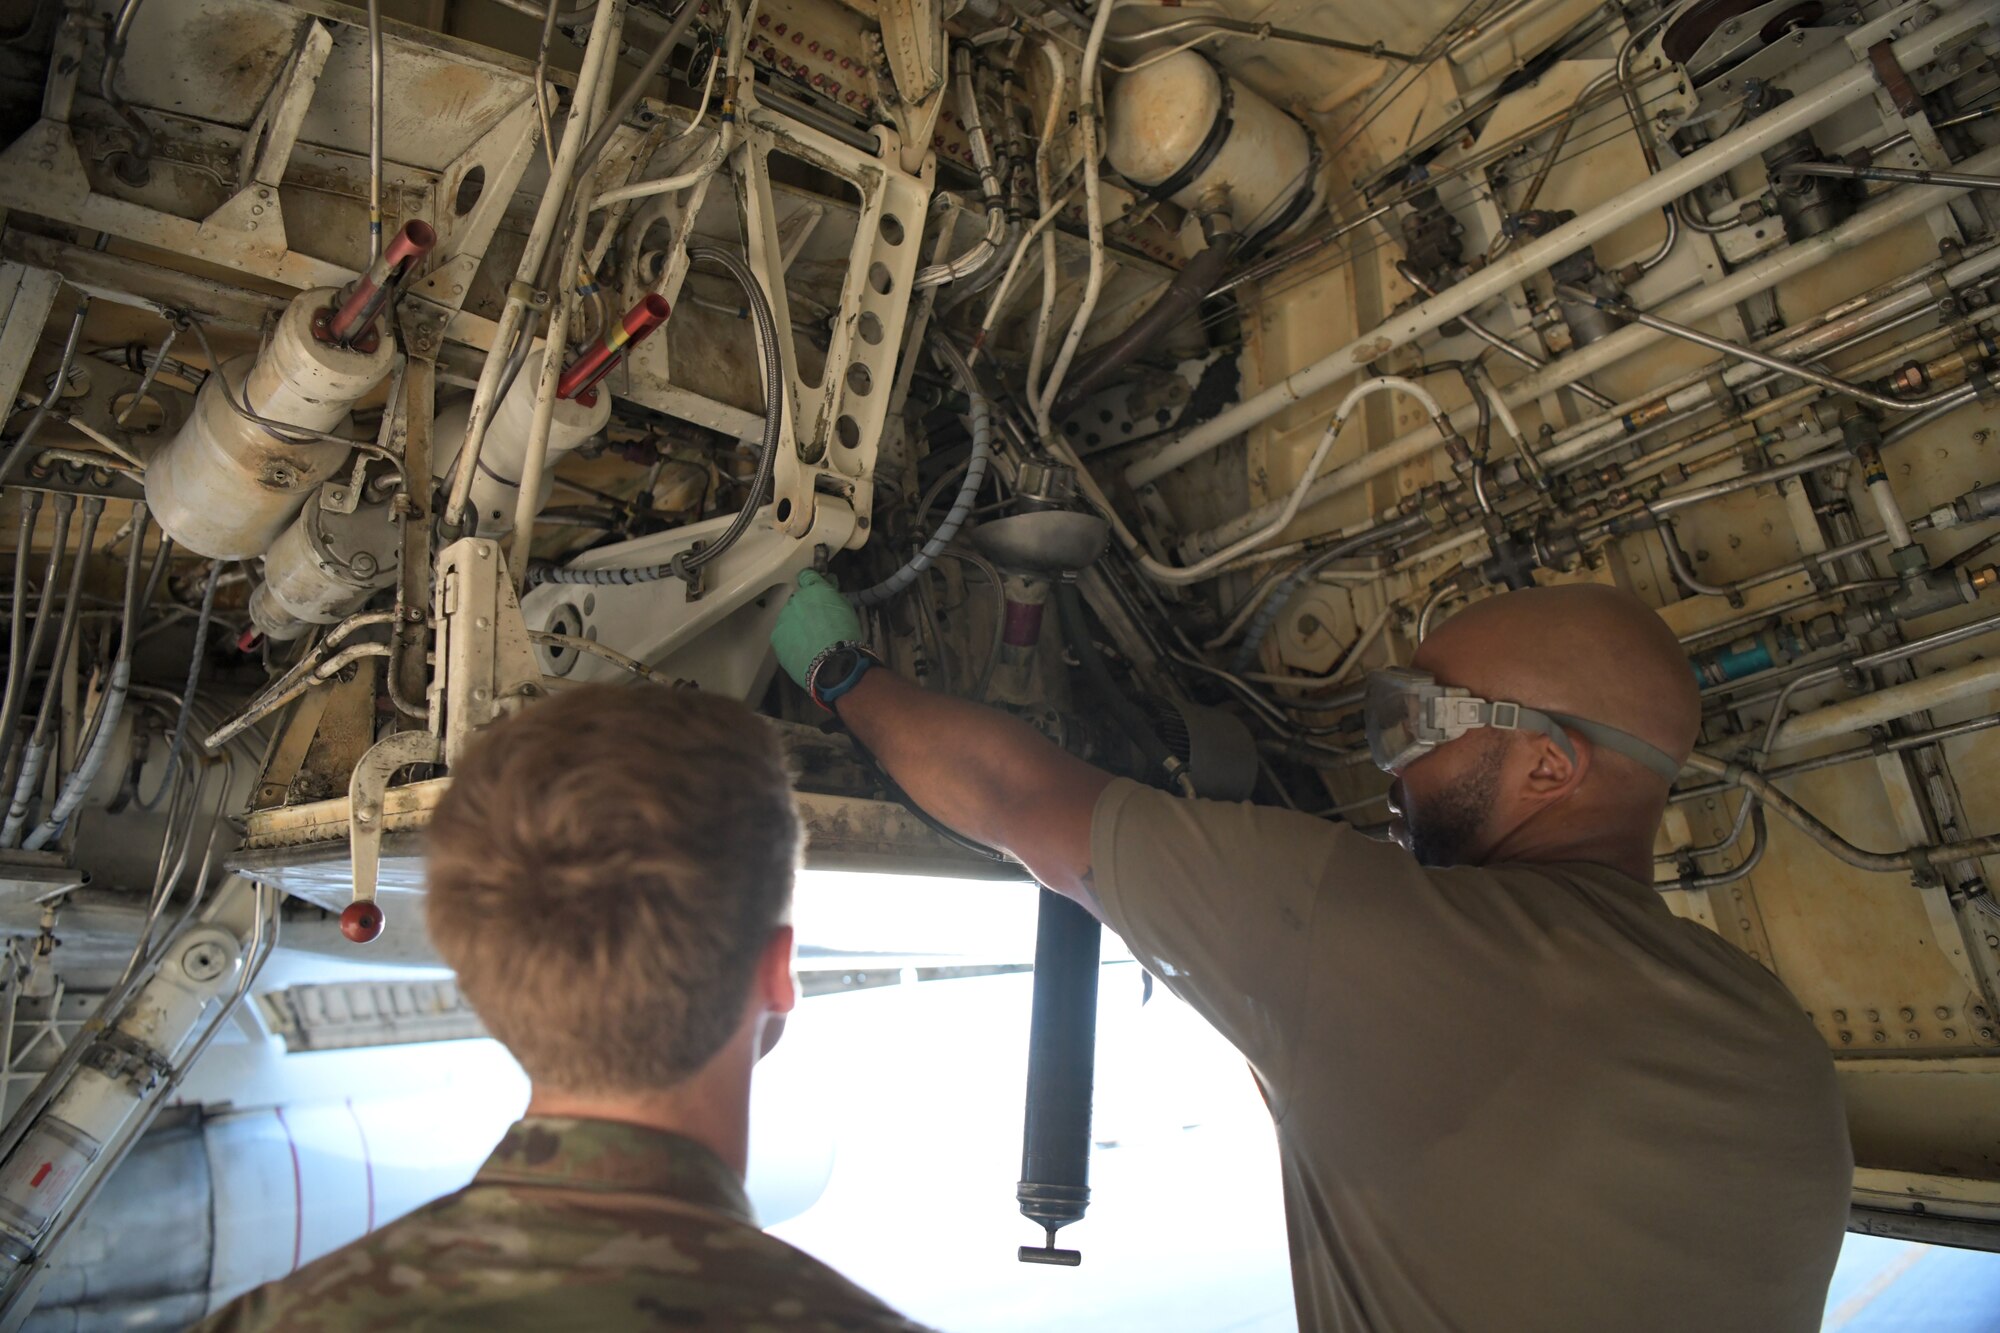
[327,219,438,346]
[556,294,672,402]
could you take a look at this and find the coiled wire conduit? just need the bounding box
[850,335,992,608]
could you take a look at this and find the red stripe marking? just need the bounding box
[274,1106,304,1274]
[28,1163,50,1188]
[344,1097,376,1232]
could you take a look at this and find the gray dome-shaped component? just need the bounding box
[970,511,1111,575]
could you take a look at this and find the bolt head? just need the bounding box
[180,941,230,982]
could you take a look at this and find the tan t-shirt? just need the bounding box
[1090,778,1852,1333]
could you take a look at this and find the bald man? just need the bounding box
[773,580,1852,1332]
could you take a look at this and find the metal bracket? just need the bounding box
[433,537,547,766]
[346,729,442,914]
[1868,38,1924,117]
[413,97,544,320]
[876,0,947,107]
[734,98,932,546]
[0,265,61,425]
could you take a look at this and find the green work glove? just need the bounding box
[773,570,863,688]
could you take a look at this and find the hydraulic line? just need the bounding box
[1033,0,1120,439]
[23,508,151,851]
[916,50,1009,289]
[531,246,780,587]
[136,559,225,812]
[0,497,72,800]
[113,318,181,429]
[99,0,154,179]
[367,0,383,261]
[1680,714,2000,804]
[1059,376,1449,593]
[1776,160,2000,192]
[0,297,88,487]
[852,338,993,608]
[1135,5,2000,490]
[1676,805,1769,891]
[1228,514,1427,672]
[2,498,102,847]
[1395,261,1615,409]
[0,495,45,781]
[1647,448,1850,516]
[1554,285,1978,413]
[1754,614,2000,764]
[443,0,624,529]
[1107,13,1415,62]
[1683,751,2000,875]
[566,0,704,228]
[1194,166,2000,560]
[1024,39,1069,391]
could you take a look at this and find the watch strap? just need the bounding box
[807,642,881,709]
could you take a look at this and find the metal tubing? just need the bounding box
[1758,613,2000,759]
[113,319,180,430]
[367,0,384,262]
[1554,284,1969,412]
[0,495,46,782]
[2,498,102,847]
[1649,449,1850,515]
[1677,805,1770,891]
[1681,713,2000,802]
[99,0,155,176]
[1779,160,2000,191]
[1190,143,2000,557]
[1394,262,1615,408]
[1112,14,1414,62]
[1683,751,2000,874]
[443,0,624,528]
[0,299,89,487]
[1124,3,1991,490]
[0,498,70,787]
[1770,656,2000,752]
[916,50,1009,289]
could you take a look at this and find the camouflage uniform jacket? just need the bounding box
[196,1115,934,1332]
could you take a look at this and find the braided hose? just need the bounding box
[851,336,992,608]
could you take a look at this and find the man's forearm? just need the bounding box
[832,669,1109,897]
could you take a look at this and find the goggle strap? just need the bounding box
[1545,711,1686,783]
[1438,698,1683,782]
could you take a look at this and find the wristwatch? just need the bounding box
[807,642,881,710]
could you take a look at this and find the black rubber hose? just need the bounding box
[1054,239,1235,410]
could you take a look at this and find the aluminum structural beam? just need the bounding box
[1127,0,1998,491]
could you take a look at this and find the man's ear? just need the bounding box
[758,924,798,1018]
[1522,731,1586,802]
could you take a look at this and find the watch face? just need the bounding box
[821,647,861,681]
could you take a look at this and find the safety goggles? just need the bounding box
[1362,666,1683,781]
